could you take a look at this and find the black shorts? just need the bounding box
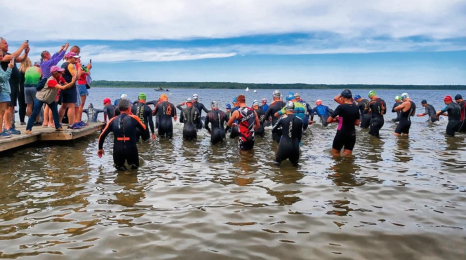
[7,82,19,106]
[239,139,254,151]
[332,131,356,151]
[395,118,411,134]
[61,85,77,104]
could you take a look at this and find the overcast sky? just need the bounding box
[1,0,465,84]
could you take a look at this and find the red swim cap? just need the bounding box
[103,98,111,104]
[444,95,452,102]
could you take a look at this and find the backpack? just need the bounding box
[35,77,47,91]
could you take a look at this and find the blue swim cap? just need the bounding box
[226,104,231,109]
[354,95,361,100]
[233,97,237,103]
[286,92,294,101]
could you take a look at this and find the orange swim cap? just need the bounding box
[160,94,168,101]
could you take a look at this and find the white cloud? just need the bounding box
[1,0,465,41]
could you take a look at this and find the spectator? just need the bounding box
[0,38,29,135]
[18,57,32,125]
[40,43,69,79]
[24,61,42,123]
[58,51,81,129]
[0,56,13,138]
[75,57,92,126]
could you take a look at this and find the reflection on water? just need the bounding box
[1,90,466,259]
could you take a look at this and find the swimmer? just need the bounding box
[131,93,155,140]
[393,93,416,137]
[205,101,228,144]
[327,89,361,156]
[272,101,303,166]
[391,95,402,122]
[227,94,260,151]
[436,95,461,137]
[252,100,266,137]
[354,94,371,128]
[363,90,387,138]
[314,99,333,127]
[179,98,200,141]
[153,93,177,139]
[192,94,209,129]
[97,99,150,171]
[102,98,116,123]
[416,100,438,123]
[264,90,286,142]
[455,94,466,132]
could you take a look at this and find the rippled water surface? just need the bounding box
[1,88,465,259]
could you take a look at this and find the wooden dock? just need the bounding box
[0,122,105,152]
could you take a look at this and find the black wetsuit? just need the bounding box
[264,100,286,143]
[154,101,176,138]
[391,102,402,122]
[83,107,104,122]
[103,104,116,122]
[228,106,240,138]
[364,98,386,138]
[423,104,438,123]
[131,102,155,139]
[98,113,149,170]
[254,107,266,137]
[205,109,228,144]
[458,100,466,132]
[272,114,303,165]
[236,107,256,151]
[358,99,371,128]
[180,106,200,140]
[395,101,416,135]
[331,103,360,151]
[193,101,209,129]
[440,102,461,136]
[298,100,313,130]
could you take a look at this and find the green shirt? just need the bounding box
[24,66,41,85]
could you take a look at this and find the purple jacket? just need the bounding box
[40,50,66,79]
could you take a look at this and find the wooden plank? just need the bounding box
[0,122,105,152]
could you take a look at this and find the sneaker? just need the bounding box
[77,121,87,127]
[0,130,12,138]
[68,123,82,130]
[9,128,21,135]
[20,122,26,125]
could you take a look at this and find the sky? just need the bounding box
[1,0,466,84]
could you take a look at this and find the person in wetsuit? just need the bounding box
[227,97,240,138]
[205,101,228,144]
[153,93,177,139]
[102,98,115,123]
[260,98,269,113]
[252,100,266,137]
[327,89,361,157]
[294,93,313,130]
[192,94,209,129]
[131,93,155,140]
[272,101,303,165]
[436,95,461,137]
[393,93,416,136]
[314,99,333,127]
[417,100,438,123]
[391,96,402,122]
[97,99,150,171]
[264,90,286,142]
[227,94,260,151]
[363,90,386,138]
[83,103,103,123]
[455,94,466,132]
[354,94,371,128]
[178,98,200,141]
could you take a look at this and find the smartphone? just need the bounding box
[89,59,92,64]
[11,57,15,64]
[26,40,28,43]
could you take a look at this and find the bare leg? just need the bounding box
[43,105,50,126]
[332,148,341,157]
[3,106,13,130]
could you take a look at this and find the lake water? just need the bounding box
[1,88,465,259]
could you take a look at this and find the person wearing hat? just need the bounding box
[192,93,209,129]
[227,94,260,151]
[25,65,77,134]
[153,93,177,139]
[436,95,461,137]
[102,98,116,123]
[391,96,403,123]
[314,99,333,127]
[97,99,150,171]
[416,100,438,123]
[205,101,228,144]
[455,94,466,132]
[354,94,371,128]
[131,92,155,140]
[260,98,269,112]
[264,90,286,138]
[327,89,361,156]
[57,51,81,129]
[294,93,313,130]
[393,93,416,136]
[252,100,266,137]
[363,90,386,138]
[272,101,303,166]
[179,97,200,141]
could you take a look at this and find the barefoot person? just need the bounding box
[393,93,416,137]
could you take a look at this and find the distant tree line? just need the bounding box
[92,80,466,90]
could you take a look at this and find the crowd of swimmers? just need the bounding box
[96,89,466,170]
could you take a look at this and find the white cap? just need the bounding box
[120,94,128,100]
